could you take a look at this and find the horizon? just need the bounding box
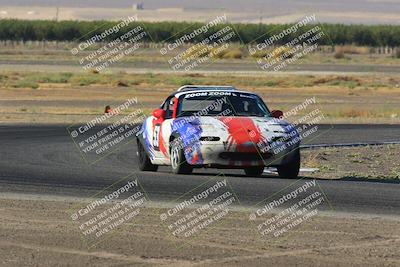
[0,0,399,25]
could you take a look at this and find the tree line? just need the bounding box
[0,19,399,46]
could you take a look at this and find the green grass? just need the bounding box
[69,74,108,86]
[24,72,74,83]
[167,76,195,86]
[12,80,39,89]
[0,70,397,90]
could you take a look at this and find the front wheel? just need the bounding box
[244,166,265,177]
[277,149,300,179]
[170,138,193,174]
[137,140,158,172]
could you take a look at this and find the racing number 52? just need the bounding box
[153,124,161,150]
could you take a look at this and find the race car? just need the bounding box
[136,85,300,178]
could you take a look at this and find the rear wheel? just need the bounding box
[137,140,158,172]
[170,138,193,174]
[244,166,264,177]
[277,149,300,179]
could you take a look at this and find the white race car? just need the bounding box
[136,85,300,178]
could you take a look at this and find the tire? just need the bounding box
[137,140,158,172]
[170,138,193,174]
[244,166,265,177]
[277,149,300,179]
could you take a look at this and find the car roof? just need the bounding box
[173,85,256,98]
[176,85,236,92]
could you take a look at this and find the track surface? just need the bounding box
[1,124,399,216]
[2,60,400,75]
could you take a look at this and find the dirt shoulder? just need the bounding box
[0,196,399,267]
[302,146,400,181]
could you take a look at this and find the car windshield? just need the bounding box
[177,91,271,117]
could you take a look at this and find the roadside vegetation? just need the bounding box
[1,19,400,46]
[0,43,398,67]
[302,145,400,180]
[0,20,398,125]
[1,71,399,124]
[1,70,399,90]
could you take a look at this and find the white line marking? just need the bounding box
[264,167,319,173]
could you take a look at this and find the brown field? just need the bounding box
[0,71,399,124]
[1,43,399,66]
[302,146,400,180]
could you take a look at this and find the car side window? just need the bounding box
[163,96,174,119]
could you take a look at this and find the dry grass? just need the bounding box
[215,47,243,59]
[335,45,371,55]
[250,46,294,60]
[338,109,377,118]
[302,145,400,180]
[1,43,399,67]
[0,71,399,124]
[334,50,345,59]
[2,71,397,91]
[302,151,325,168]
[181,45,243,60]
[394,49,400,59]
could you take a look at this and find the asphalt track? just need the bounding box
[2,60,400,75]
[1,124,399,216]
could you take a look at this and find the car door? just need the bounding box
[151,96,176,160]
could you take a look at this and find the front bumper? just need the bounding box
[189,141,299,167]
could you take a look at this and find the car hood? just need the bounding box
[193,116,293,133]
[176,116,297,151]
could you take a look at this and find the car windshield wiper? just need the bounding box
[235,113,266,117]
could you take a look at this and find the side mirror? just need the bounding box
[152,108,166,119]
[270,110,283,119]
